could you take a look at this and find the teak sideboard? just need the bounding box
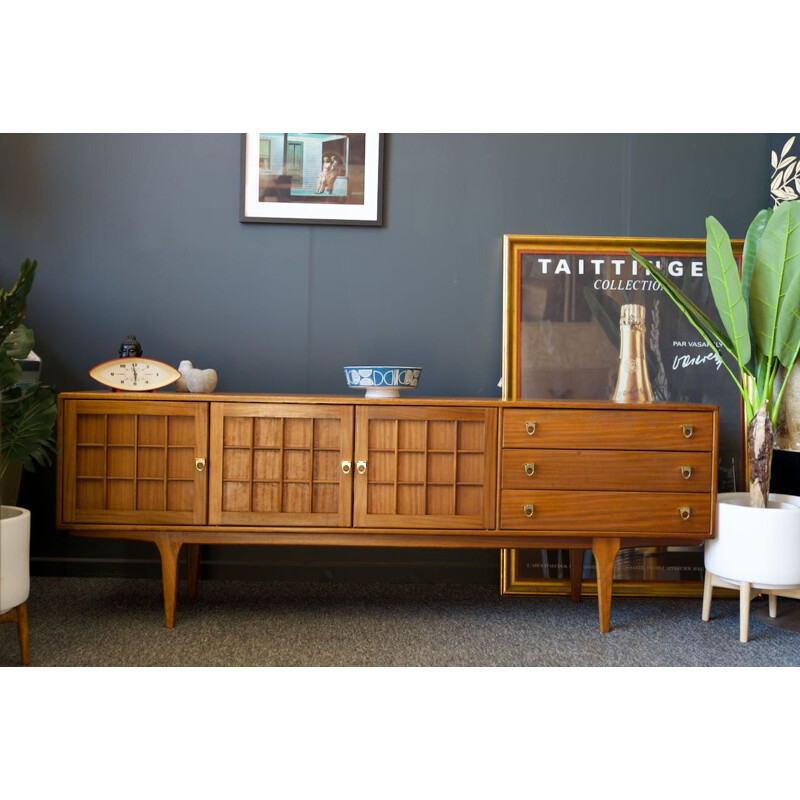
[56,393,719,633]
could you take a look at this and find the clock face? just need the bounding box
[89,358,181,391]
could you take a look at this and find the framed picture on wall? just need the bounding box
[240,133,384,226]
[500,234,745,599]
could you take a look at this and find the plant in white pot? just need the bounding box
[629,199,800,641]
[1,258,57,664]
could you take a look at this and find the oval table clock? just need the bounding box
[89,357,181,392]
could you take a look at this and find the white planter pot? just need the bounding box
[704,492,800,588]
[0,505,31,614]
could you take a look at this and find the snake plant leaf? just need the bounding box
[706,216,751,365]
[751,200,800,361]
[776,267,800,368]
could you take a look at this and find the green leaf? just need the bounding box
[776,267,800,367]
[0,258,37,345]
[705,216,751,365]
[0,383,58,473]
[741,208,772,328]
[0,348,22,388]
[751,199,800,361]
[3,324,34,359]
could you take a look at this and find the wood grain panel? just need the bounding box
[502,408,714,450]
[500,489,711,534]
[501,449,713,492]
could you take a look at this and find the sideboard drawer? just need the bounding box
[501,408,714,451]
[500,449,714,492]
[500,489,712,534]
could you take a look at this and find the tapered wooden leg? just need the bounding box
[592,537,620,634]
[768,592,778,618]
[186,543,200,599]
[740,581,752,643]
[17,601,29,666]
[701,569,714,621]
[156,535,182,629]
[569,549,584,602]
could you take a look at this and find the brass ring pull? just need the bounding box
[681,466,692,480]
[523,504,535,518]
[194,457,206,472]
[524,463,536,477]
[356,460,367,475]
[341,461,352,475]
[682,425,694,438]
[679,507,691,520]
[525,422,536,436]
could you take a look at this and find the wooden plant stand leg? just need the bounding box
[155,534,183,629]
[739,581,752,643]
[701,569,714,622]
[569,549,584,602]
[17,601,29,666]
[186,543,200,599]
[592,537,620,634]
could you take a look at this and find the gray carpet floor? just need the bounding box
[2,575,800,667]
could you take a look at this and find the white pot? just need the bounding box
[704,492,800,588]
[0,505,31,614]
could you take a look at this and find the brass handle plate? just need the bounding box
[681,466,692,480]
[523,504,535,518]
[682,425,694,438]
[679,507,691,520]
[341,461,352,475]
[525,422,536,436]
[356,460,367,475]
[524,463,536,477]
[195,457,207,472]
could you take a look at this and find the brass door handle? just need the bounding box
[525,422,536,436]
[195,457,207,472]
[681,466,692,479]
[356,461,367,475]
[682,425,694,438]
[523,504,535,518]
[524,463,536,477]
[341,461,352,475]
[679,507,691,520]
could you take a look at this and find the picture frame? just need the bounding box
[500,234,745,598]
[240,133,384,226]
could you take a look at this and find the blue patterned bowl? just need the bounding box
[343,366,421,398]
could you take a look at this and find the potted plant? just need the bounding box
[629,200,800,636]
[1,258,58,505]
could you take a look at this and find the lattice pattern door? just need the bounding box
[208,403,354,526]
[353,406,497,530]
[60,400,208,525]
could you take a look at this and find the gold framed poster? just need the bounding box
[500,234,744,598]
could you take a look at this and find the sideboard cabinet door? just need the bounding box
[60,399,209,525]
[208,403,354,527]
[353,406,498,530]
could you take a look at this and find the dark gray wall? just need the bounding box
[0,133,772,583]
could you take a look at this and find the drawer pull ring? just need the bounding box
[679,507,691,520]
[523,504,535,518]
[682,425,694,438]
[195,457,207,472]
[525,422,536,435]
[681,466,693,479]
[524,463,536,477]
[356,461,368,475]
[341,461,352,475]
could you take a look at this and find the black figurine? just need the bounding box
[119,334,143,358]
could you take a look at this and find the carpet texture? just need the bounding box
[2,576,800,667]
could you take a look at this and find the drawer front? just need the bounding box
[502,408,714,451]
[500,490,711,534]
[501,449,713,492]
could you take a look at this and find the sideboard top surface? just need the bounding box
[57,391,719,412]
